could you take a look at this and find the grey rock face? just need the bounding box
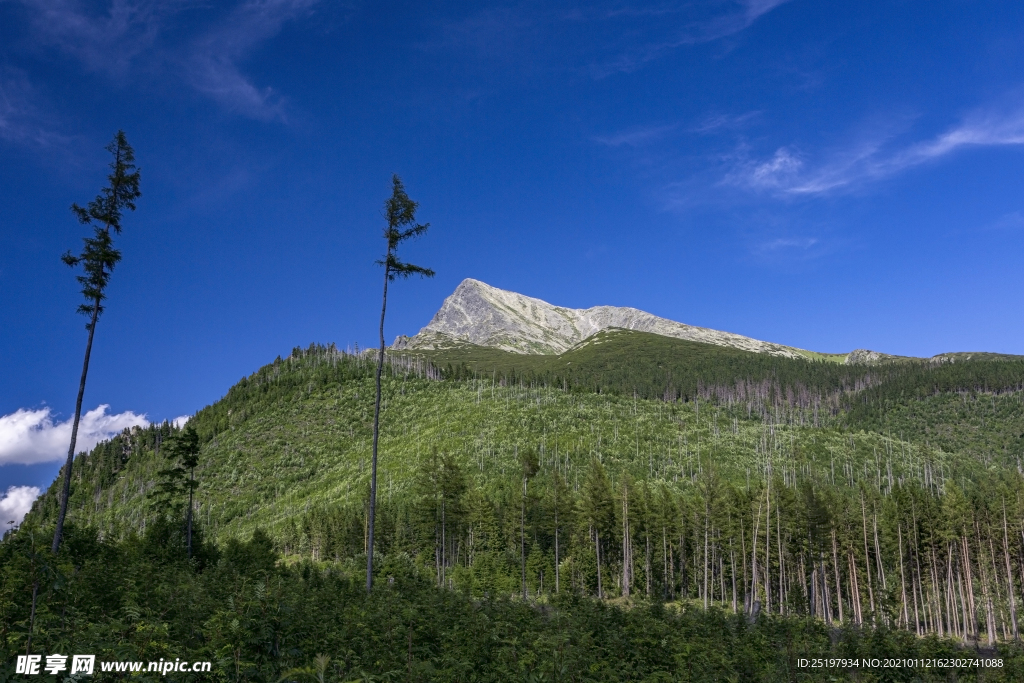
[395,278,807,358]
[844,349,892,365]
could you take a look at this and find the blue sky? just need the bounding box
[2,0,1024,501]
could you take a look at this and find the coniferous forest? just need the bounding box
[6,334,1024,681]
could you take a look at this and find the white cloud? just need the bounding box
[172,415,191,428]
[0,486,41,528]
[728,101,1024,196]
[0,405,149,466]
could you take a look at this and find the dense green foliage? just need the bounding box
[14,336,1024,679]
[3,521,1021,682]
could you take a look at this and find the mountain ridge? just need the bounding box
[393,278,823,359]
[391,278,907,363]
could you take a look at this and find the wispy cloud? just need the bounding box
[0,66,74,147]
[690,110,760,134]
[985,211,1024,232]
[728,101,1024,196]
[0,405,148,466]
[432,1,792,78]
[589,0,794,77]
[17,0,193,76]
[759,236,818,251]
[0,486,41,528]
[11,0,324,121]
[184,0,320,121]
[594,123,677,147]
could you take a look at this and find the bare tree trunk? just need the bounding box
[751,499,762,612]
[731,539,737,613]
[989,537,1006,641]
[555,509,560,594]
[861,494,875,622]
[52,299,100,554]
[187,467,194,559]
[645,531,651,598]
[765,485,771,614]
[832,529,844,624]
[962,536,977,639]
[874,511,886,590]
[442,498,447,589]
[366,263,390,593]
[898,524,909,629]
[1003,501,1019,639]
[522,477,527,599]
[662,526,668,600]
[741,519,748,610]
[822,555,834,624]
[26,581,38,655]
[703,498,708,609]
[777,504,784,614]
[849,551,862,625]
[623,486,631,598]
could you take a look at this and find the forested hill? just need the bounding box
[21,338,1024,653]
[419,328,1024,453]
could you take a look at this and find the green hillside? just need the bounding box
[14,335,1024,675]
[31,338,1024,544]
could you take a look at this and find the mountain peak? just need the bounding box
[393,279,807,358]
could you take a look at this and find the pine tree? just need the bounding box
[52,131,141,555]
[367,175,434,593]
[150,424,200,558]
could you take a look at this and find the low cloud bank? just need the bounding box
[0,486,41,528]
[0,405,149,466]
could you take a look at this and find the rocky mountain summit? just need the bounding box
[392,278,812,358]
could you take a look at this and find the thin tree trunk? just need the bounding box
[26,581,38,655]
[623,486,631,598]
[646,531,651,598]
[831,529,843,624]
[874,511,886,590]
[703,498,709,609]
[777,503,784,614]
[555,509,560,594]
[366,262,390,593]
[187,467,194,559]
[861,494,875,622]
[765,484,771,614]
[522,477,527,599]
[989,536,1006,641]
[962,536,977,639]
[1003,501,1019,639]
[898,524,909,629]
[662,526,668,600]
[751,499,762,611]
[52,299,100,554]
[741,518,748,610]
[731,539,737,613]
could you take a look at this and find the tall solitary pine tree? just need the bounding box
[367,175,434,592]
[52,131,141,554]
